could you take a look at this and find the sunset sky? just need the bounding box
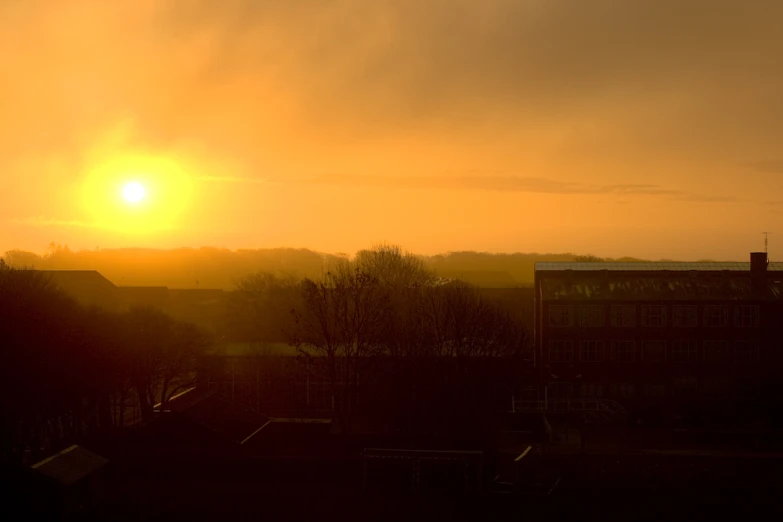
[2,0,782,261]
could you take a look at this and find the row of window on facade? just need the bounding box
[548,340,760,363]
[548,304,760,328]
[546,378,759,400]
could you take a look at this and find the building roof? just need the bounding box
[31,445,108,486]
[538,276,783,301]
[168,390,270,444]
[535,262,783,272]
[37,270,119,308]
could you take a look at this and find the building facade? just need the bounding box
[534,253,783,418]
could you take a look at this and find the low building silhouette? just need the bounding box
[533,252,783,424]
[36,269,225,333]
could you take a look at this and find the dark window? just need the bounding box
[641,305,667,327]
[736,378,760,398]
[642,341,667,362]
[610,340,635,362]
[549,305,574,327]
[579,340,604,362]
[703,341,731,362]
[579,383,603,398]
[672,378,697,398]
[642,383,669,398]
[673,306,698,327]
[610,305,635,327]
[734,306,760,327]
[548,340,573,362]
[703,377,732,396]
[734,341,759,363]
[547,382,574,399]
[671,340,699,362]
[611,382,636,399]
[703,306,729,327]
[579,306,605,327]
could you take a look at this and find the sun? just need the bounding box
[81,152,194,234]
[122,182,146,204]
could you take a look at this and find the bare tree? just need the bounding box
[122,307,209,420]
[354,244,437,358]
[291,261,390,434]
[225,271,301,343]
[575,254,604,262]
[422,282,527,358]
[158,320,209,411]
[123,307,170,422]
[354,243,435,288]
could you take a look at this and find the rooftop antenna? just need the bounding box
[762,232,771,255]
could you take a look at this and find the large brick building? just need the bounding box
[533,253,783,418]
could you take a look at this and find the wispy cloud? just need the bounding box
[299,173,735,203]
[198,175,273,184]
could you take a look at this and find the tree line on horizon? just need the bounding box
[1,242,655,289]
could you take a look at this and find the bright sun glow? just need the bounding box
[122,182,146,203]
[81,153,194,234]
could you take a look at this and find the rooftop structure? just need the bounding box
[535,255,783,301]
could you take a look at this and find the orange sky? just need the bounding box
[1,1,782,261]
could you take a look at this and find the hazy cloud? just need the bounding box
[301,173,735,202]
[198,175,273,184]
[745,160,783,174]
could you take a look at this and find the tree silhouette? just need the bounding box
[291,261,390,434]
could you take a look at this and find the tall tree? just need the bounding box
[291,261,390,434]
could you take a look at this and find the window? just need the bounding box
[548,340,573,362]
[734,341,759,363]
[672,377,697,398]
[703,305,729,327]
[703,341,730,362]
[549,305,574,327]
[579,383,603,398]
[736,378,760,398]
[579,306,605,327]
[703,377,732,396]
[610,340,635,362]
[671,340,699,362]
[547,382,573,399]
[673,305,698,327]
[611,382,636,399]
[734,305,760,327]
[579,340,604,362]
[642,341,667,362]
[641,305,667,327]
[642,383,669,398]
[610,305,636,327]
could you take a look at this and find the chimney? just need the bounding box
[750,251,768,292]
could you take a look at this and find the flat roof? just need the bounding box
[535,262,783,272]
[31,445,108,485]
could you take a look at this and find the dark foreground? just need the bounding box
[67,453,783,521]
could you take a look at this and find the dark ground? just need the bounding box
[9,410,783,521]
[79,449,783,522]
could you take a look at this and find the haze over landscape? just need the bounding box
[2,0,781,260]
[7,3,783,520]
